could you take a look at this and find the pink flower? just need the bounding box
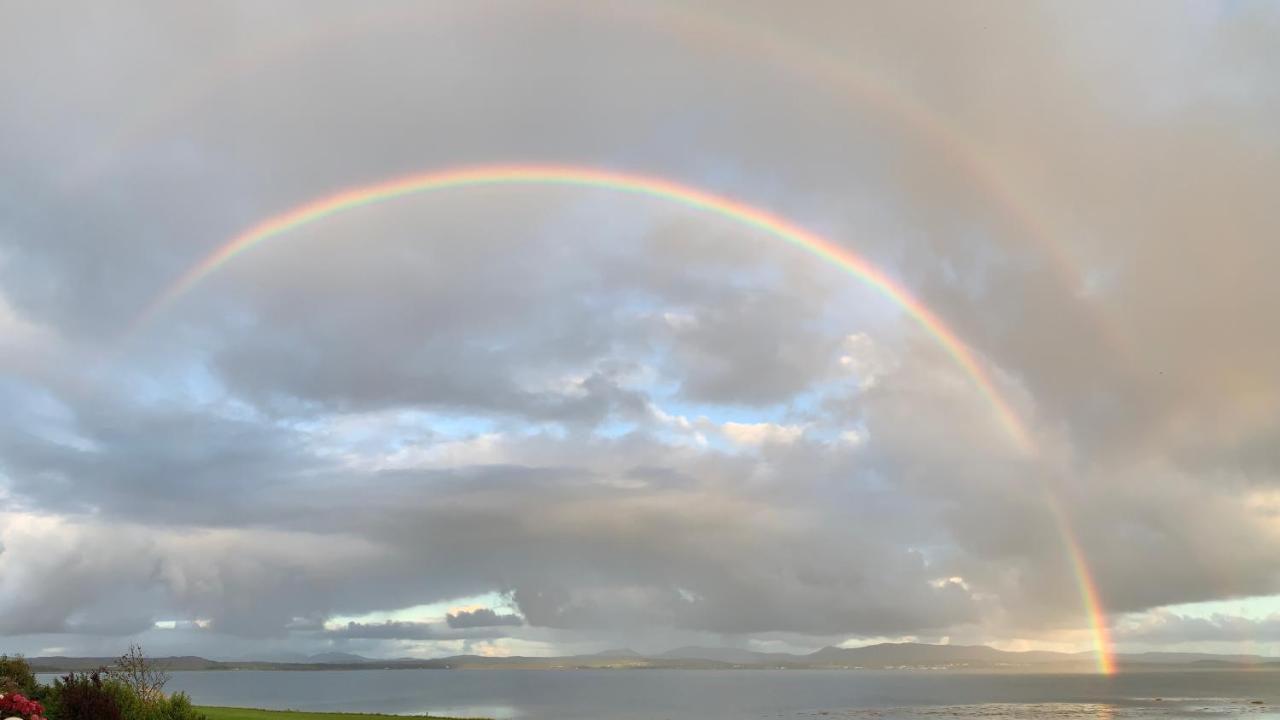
[0,692,44,719]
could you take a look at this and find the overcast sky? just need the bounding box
[2,0,1280,661]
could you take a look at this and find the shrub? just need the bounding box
[2,646,204,720]
[156,691,203,720]
[100,644,203,720]
[0,655,38,696]
[46,672,123,720]
[108,644,170,704]
[99,680,205,720]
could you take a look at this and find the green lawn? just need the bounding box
[197,707,487,720]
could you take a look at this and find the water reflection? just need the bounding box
[418,705,522,719]
[834,702,1272,719]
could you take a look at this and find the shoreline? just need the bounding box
[197,708,488,720]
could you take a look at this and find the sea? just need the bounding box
[40,669,1280,720]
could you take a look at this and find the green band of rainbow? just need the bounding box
[134,163,1112,671]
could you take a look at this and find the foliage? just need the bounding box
[101,679,204,720]
[28,646,205,720]
[108,644,171,705]
[46,672,123,720]
[0,654,39,696]
[197,708,477,720]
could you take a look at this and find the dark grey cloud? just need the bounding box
[447,609,523,629]
[666,290,840,406]
[324,621,440,641]
[0,398,319,524]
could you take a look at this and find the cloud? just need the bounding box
[664,291,841,406]
[720,421,806,447]
[1115,610,1280,645]
[324,621,440,641]
[446,608,524,629]
[0,512,392,637]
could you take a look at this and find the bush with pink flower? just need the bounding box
[2,649,205,720]
[0,690,46,720]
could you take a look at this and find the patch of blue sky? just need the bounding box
[290,408,497,457]
[0,376,98,452]
[1154,594,1280,621]
[653,396,789,428]
[107,356,283,433]
[593,417,640,439]
[519,420,568,441]
[415,411,496,438]
[109,349,220,407]
[646,367,863,428]
[327,590,516,627]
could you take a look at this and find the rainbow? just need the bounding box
[137,164,1030,450]
[1046,500,1115,675]
[134,162,1114,672]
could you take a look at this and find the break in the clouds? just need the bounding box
[1115,611,1280,646]
[2,0,1280,659]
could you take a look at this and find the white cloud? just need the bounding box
[837,333,897,390]
[720,421,806,446]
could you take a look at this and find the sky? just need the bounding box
[1,0,1279,662]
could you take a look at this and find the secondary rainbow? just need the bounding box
[79,1,1123,357]
[134,163,1112,671]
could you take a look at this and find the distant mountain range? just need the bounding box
[26,642,1280,674]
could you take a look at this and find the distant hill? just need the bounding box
[659,646,805,665]
[25,642,1280,674]
[307,652,372,664]
[807,643,1076,667]
[810,642,1005,664]
[29,655,224,672]
[1120,651,1280,665]
[591,648,642,657]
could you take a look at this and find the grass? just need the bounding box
[196,707,487,720]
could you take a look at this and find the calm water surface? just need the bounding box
[45,669,1280,720]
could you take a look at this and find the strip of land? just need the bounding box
[196,708,485,720]
[31,642,1280,674]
